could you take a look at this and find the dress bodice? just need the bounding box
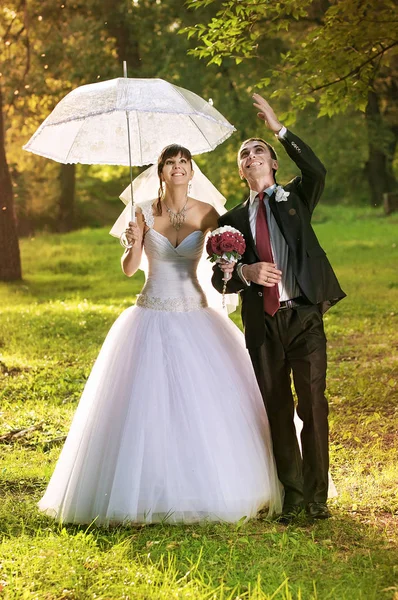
[136,218,208,312]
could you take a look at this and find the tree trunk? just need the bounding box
[104,0,141,73]
[365,90,396,207]
[0,86,22,281]
[57,163,76,232]
[385,125,398,192]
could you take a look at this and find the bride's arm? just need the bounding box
[202,205,219,234]
[121,211,146,277]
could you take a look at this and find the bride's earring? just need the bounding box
[188,181,192,195]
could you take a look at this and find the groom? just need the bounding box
[213,94,345,521]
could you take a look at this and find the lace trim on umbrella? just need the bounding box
[23,129,236,166]
[136,294,207,312]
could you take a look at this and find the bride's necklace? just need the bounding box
[163,198,189,231]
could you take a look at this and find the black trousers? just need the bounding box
[249,305,329,506]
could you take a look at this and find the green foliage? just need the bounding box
[1,0,118,235]
[184,0,398,118]
[0,207,397,598]
[184,0,312,62]
[184,0,398,209]
[2,0,389,238]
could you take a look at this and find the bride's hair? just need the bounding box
[156,144,193,215]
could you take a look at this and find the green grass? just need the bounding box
[0,205,397,599]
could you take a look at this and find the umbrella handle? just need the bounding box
[123,61,136,223]
[130,198,135,222]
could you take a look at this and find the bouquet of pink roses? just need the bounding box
[206,226,246,307]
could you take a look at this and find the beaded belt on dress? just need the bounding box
[136,294,207,312]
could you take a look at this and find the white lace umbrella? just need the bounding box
[23,77,235,166]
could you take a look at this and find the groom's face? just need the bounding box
[238,140,278,184]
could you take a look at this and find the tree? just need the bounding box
[0,85,21,280]
[184,0,398,205]
[19,2,117,231]
[0,1,29,280]
[93,0,271,204]
[1,0,118,257]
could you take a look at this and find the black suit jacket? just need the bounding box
[212,129,346,348]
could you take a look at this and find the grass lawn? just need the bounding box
[0,205,397,599]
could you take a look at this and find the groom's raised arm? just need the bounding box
[278,130,326,215]
[253,93,326,214]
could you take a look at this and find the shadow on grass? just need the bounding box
[2,271,144,305]
[0,476,47,497]
[0,484,396,599]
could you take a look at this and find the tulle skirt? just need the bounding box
[38,306,283,524]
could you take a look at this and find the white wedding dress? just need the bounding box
[38,209,283,525]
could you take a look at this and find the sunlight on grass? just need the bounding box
[0,207,397,599]
[1,528,308,599]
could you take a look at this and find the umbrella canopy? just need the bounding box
[23,77,236,166]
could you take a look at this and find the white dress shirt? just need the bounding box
[238,126,300,301]
[246,187,300,301]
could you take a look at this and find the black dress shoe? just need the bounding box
[276,504,304,524]
[306,502,331,520]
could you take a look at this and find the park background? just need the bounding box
[0,1,397,598]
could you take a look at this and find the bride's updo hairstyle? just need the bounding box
[156,144,193,215]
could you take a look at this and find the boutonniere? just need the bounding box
[275,186,290,202]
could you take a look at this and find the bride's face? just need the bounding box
[161,153,194,189]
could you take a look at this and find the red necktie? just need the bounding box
[255,192,280,316]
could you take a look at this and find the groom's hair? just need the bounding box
[238,138,278,178]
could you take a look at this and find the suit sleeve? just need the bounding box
[211,263,247,294]
[278,130,326,214]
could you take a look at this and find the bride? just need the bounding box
[38,144,283,525]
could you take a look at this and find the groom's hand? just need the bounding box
[252,94,283,134]
[242,262,282,287]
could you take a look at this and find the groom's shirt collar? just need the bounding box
[249,184,276,204]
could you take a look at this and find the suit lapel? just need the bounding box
[268,192,284,233]
[236,199,259,260]
[269,189,305,261]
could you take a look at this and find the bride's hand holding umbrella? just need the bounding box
[124,221,143,248]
